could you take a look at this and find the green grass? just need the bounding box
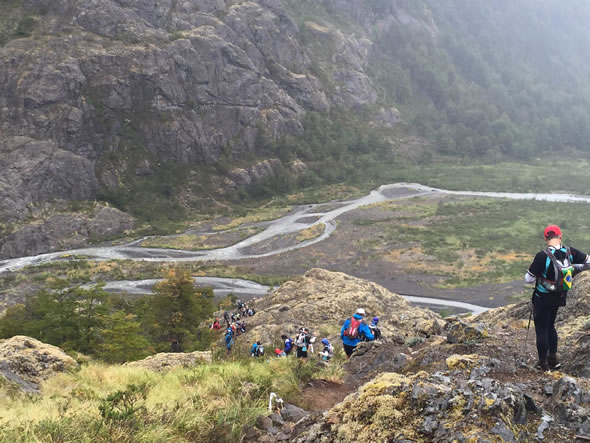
[139,226,265,251]
[374,196,590,287]
[0,358,315,442]
[7,261,291,295]
[379,159,590,195]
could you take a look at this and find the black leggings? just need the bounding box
[533,303,559,362]
[343,343,356,357]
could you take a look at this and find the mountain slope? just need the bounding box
[3,0,590,256]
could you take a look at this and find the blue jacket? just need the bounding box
[284,338,293,352]
[341,314,374,346]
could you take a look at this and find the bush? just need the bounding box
[99,383,148,422]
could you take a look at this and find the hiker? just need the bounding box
[212,318,221,330]
[368,316,382,340]
[525,224,590,370]
[319,338,334,361]
[341,308,374,359]
[274,348,286,357]
[225,329,234,354]
[295,328,311,359]
[223,310,230,327]
[250,341,264,358]
[250,341,260,357]
[282,335,294,356]
[305,328,316,354]
[248,308,255,316]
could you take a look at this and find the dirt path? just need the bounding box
[301,379,353,411]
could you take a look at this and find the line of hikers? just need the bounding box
[238,309,383,361]
[221,299,258,353]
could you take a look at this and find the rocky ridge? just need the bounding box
[240,268,444,348]
[241,271,590,442]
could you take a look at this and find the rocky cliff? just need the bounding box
[0,0,410,258]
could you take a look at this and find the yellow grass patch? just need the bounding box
[214,207,292,231]
[385,246,530,284]
[296,223,325,242]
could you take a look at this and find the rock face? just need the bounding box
[0,336,78,393]
[123,350,212,371]
[240,268,444,348]
[0,205,134,259]
[0,137,98,223]
[0,0,399,227]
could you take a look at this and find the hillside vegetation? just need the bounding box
[2,270,590,442]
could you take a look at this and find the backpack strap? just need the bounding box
[544,247,560,283]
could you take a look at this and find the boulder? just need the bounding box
[0,336,78,392]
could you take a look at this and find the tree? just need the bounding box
[96,311,154,363]
[145,269,214,352]
[75,284,109,354]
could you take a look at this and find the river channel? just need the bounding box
[4,183,590,314]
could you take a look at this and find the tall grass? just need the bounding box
[0,358,312,442]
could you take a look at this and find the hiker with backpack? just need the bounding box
[295,328,311,359]
[368,316,382,340]
[319,338,334,361]
[250,341,264,358]
[282,335,294,356]
[525,224,590,371]
[341,308,374,359]
[225,329,234,354]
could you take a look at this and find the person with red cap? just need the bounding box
[525,224,590,370]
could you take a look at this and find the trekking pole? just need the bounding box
[521,283,537,362]
[523,302,533,357]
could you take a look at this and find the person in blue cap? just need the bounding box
[319,338,334,361]
[368,316,382,340]
[340,308,374,359]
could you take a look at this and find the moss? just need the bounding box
[445,354,479,370]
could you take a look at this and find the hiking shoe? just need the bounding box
[535,361,549,371]
[548,354,561,370]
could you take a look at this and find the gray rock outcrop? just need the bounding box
[0,336,78,393]
[0,0,394,227]
[0,205,134,259]
[0,137,98,223]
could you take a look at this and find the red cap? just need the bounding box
[544,225,562,239]
[274,348,282,355]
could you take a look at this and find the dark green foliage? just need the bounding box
[367,0,590,158]
[0,282,109,353]
[0,268,215,361]
[143,269,215,352]
[99,383,148,422]
[13,15,38,38]
[96,311,154,363]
